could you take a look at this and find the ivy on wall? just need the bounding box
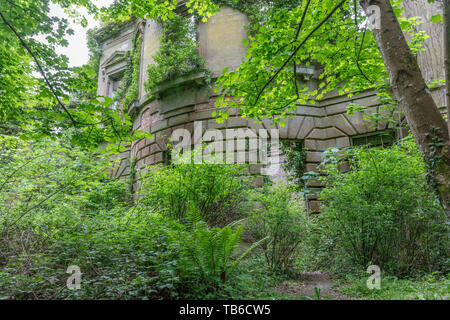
[143,1,296,96]
[114,34,142,111]
[145,13,209,94]
[88,1,300,106]
[280,140,307,191]
[211,0,300,22]
[87,19,137,80]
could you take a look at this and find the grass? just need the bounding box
[337,273,450,300]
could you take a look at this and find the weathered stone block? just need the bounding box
[306,151,323,163]
[198,6,249,77]
[150,119,168,133]
[336,137,350,148]
[327,114,357,136]
[316,139,336,151]
[287,116,303,139]
[227,117,248,128]
[154,152,164,164]
[304,139,317,150]
[344,112,369,134]
[295,105,325,117]
[338,161,351,172]
[168,113,190,127]
[307,128,328,140]
[297,117,315,139]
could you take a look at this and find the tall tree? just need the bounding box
[0,0,143,152]
[359,0,449,214]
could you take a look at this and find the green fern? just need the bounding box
[183,202,204,231]
[186,217,266,285]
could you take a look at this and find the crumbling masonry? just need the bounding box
[97,4,447,212]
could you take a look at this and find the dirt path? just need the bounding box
[276,271,351,300]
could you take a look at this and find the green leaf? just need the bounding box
[430,14,442,24]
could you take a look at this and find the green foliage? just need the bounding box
[103,0,220,23]
[0,132,123,229]
[184,206,244,285]
[113,34,142,111]
[0,134,267,299]
[1,133,448,300]
[280,140,307,191]
[145,14,208,94]
[0,0,80,126]
[2,0,449,300]
[248,186,308,272]
[214,0,430,124]
[212,0,300,23]
[139,159,251,226]
[186,252,290,299]
[314,137,449,277]
[339,273,450,300]
[0,0,148,152]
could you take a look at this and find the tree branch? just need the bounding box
[253,0,347,106]
[0,10,78,126]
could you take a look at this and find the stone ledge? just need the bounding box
[152,71,209,98]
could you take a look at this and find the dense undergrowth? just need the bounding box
[339,273,450,300]
[0,132,448,299]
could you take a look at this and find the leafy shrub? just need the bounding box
[138,162,251,226]
[0,137,264,299]
[0,136,185,299]
[1,202,263,299]
[189,222,244,285]
[248,185,308,272]
[316,137,449,276]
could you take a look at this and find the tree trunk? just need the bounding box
[402,0,446,111]
[444,0,450,136]
[359,0,450,216]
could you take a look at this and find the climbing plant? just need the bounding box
[87,19,137,78]
[145,14,209,94]
[211,0,300,23]
[280,140,307,191]
[113,33,142,112]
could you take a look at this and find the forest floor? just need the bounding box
[275,271,350,300]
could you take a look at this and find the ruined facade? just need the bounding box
[96,4,447,212]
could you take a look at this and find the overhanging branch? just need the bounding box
[253,0,347,107]
[0,10,78,126]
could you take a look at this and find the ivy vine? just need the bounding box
[280,140,307,191]
[144,1,299,95]
[424,126,446,190]
[90,1,302,106]
[113,34,142,111]
[145,13,209,95]
[87,19,137,79]
[211,0,300,23]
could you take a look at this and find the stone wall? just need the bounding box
[99,5,432,211]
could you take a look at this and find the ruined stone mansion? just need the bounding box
[96,2,447,212]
